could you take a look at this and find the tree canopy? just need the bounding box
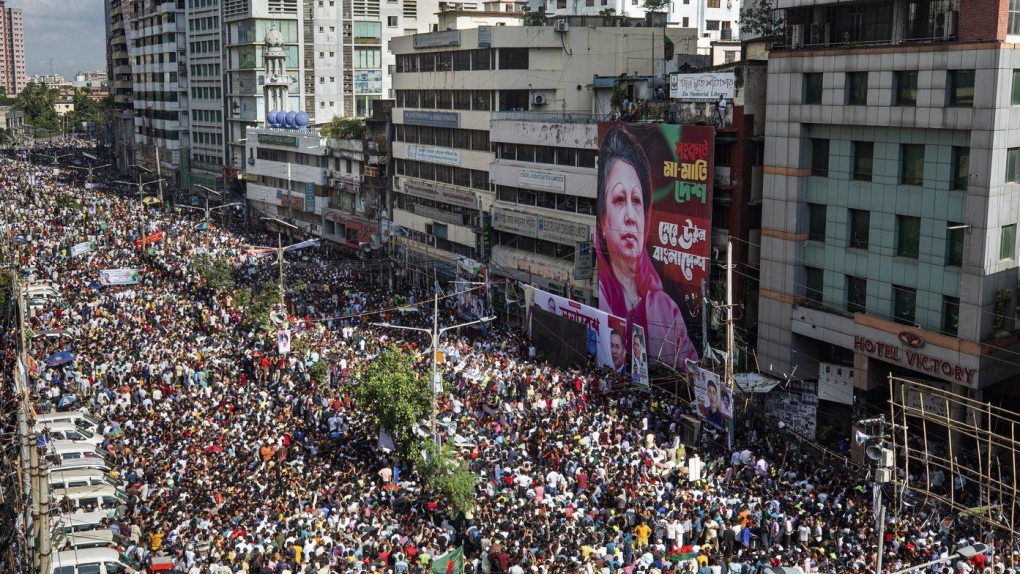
[739,0,786,37]
[416,439,478,517]
[353,345,431,458]
[320,116,365,140]
[15,82,60,133]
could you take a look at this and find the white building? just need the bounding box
[185,0,226,190]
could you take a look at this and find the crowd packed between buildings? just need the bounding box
[5,142,1018,574]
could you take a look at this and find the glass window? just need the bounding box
[946,223,965,266]
[1010,3,1020,35]
[78,564,102,574]
[1007,148,1020,183]
[895,71,918,105]
[1001,224,1016,260]
[948,70,975,106]
[805,266,823,304]
[951,147,970,190]
[1012,70,1020,105]
[808,203,826,242]
[849,209,870,249]
[846,71,868,105]
[846,275,867,314]
[900,144,925,185]
[897,215,921,258]
[811,139,829,177]
[498,48,529,70]
[803,73,823,104]
[852,141,873,181]
[893,285,917,325]
[942,296,960,336]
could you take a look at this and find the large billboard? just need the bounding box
[596,122,713,371]
[693,367,731,432]
[525,286,627,373]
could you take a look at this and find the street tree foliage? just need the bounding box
[15,82,60,133]
[68,89,106,131]
[739,0,786,36]
[354,345,431,458]
[321,116,365,140]
[642,0,670,12]
[416,439,478,517]
[523,11,547,26]
[193,254,235,291]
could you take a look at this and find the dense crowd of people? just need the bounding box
[5,141,1018,574]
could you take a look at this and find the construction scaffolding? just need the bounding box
[888,375,1020,543]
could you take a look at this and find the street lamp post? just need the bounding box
[259,217,299,305]
[372,281,493,438]
[115,174,165,244]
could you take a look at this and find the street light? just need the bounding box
[259,216,299,305]
[115,176,166,244]
[372,281,494,438]
[181,184,243,229]
[888,544,989,574]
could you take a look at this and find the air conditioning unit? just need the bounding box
[810,22,830,45]
[934,10,956,39]
[788,24,803,48]
[553,21,569,32]
[532,92,547,105]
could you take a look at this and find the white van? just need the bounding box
[37,421,105,446]
[56,529,131,551]
[46,456,113,474]
[54,511,112,534]
[36,411,103,432]
[49,469,122,491]
[51,547,132,574]
[52,485,133,513]
[49,440,109,464]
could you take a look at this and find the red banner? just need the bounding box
[134,230,165,246]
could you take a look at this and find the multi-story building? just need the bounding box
[322,100,393,256]
[184,0,227,193]
[223,0,433,175]
[105,0,134,171]
[125,0,188,184]
[390,25,696,286]
[757,0,1020,415]
[530,0,740,52]
[0,3,25,95]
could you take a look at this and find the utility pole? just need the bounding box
[155,146,164,204]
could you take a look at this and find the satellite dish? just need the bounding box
[855,430,872,446]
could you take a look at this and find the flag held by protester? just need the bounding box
[431,547,463,574]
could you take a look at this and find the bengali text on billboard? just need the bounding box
[596,122,713,370]
[525,286,626,372]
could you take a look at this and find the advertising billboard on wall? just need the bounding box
[596,122,714,371]
[525,286,627,373]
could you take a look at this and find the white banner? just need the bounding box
[277,330,291,354]
[669,72,736,102]
[71,241,94,257]
[99,268,141,286]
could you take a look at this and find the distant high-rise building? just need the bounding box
[0,3,26,96]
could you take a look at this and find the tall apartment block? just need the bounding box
[222,0,424,177]
[757,0,1020,415]
[125,0,188,182]
[0,3,25,96]
[106,0,135,171]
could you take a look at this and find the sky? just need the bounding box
[9,0,107,80]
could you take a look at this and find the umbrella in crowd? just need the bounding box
[45,351,75,367]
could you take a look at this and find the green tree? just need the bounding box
[321,116,366,140]
[416,439,478,517]
[739,0,785,36]
[642,0,670,12]
[193,254,235,291]
[68,88,102,132]
[354,345,431,458]
[15,82,60,133]
[523,11,547,26]
[598,7,617,25]
[308,360,329,384]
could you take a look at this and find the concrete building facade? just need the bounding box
[106,0,135,171]
[757,0,1020,411]
[389,25,696,286]
[0,3,25,96]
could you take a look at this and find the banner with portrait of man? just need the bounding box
[692,366,732,432]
